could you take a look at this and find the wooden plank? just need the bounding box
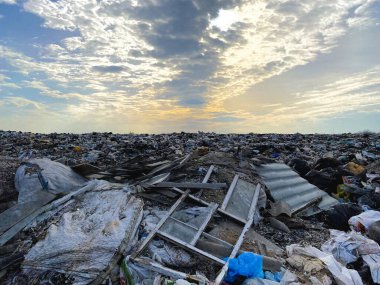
[178,153,192,167]
[147,162,174,176]
[153,182,227,190]
[147,153,192,177]
[157,230,225,265]
[202,165,214,183]
[156,189,178,198]
[190,202,218,246]
[140,172,171,187]
[220,175,239,210]
[146,160,171,167]
[130,190,190,259]
[214,184,261,285]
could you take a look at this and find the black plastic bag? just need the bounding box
[325,203,363,231]
[288,158,311,177]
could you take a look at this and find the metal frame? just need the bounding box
[220,175,239,210]
[130,190,190,259]
[156,230,226,265]
[130,170,263,285]
[214,184,260,283]
[190,202,218,246]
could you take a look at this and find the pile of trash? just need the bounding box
[0,130,379,285]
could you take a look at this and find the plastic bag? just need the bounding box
[325,203,363,231]
[321,230,380,264]
[15,158,87,203]
[286,244,363,285]
[148,239,196,267]
[368,220,380,243]
[288,158,311,177]
[224,252,264,283]
[349,210,380,232]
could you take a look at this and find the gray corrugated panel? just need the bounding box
[255,163,338,216]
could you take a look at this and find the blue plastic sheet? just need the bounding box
[224,252,264,283]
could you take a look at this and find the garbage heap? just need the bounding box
[0,130,379,285]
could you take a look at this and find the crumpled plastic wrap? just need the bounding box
[22,180,143,285]
[321,229,380,264]
[287,244,363,285]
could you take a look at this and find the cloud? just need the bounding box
[1,96,45,110]
[0,82,20,89]
[211,9,240,31]
[205,1,379,105]
[92,65,124,73]
[22,80,64,98]
[348,0,380,28]
[0,0,378,133]
[20,0,244,107]
[0,73,9,82]
[0,0,17,5]
[291,67,380,117]
[0,72,20,90]
[241,66,380,127]
[15,0,380,103]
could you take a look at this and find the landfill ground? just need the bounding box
[0,130,379,285]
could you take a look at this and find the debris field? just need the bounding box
[0,131,379,285]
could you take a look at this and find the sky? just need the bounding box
[0,0,379,134]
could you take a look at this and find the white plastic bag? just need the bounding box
[15,158,87,203]
[287,244,363,285]
[349,210,380,232]
[321,230,380,264]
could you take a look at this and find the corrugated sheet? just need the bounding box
[256,163,337,216]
